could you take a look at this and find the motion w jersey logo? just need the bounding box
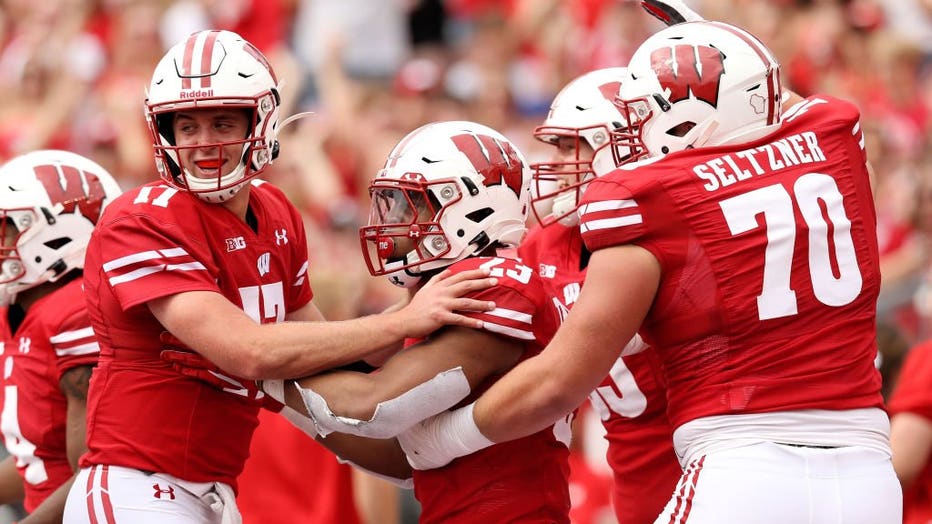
[650,45,725,107]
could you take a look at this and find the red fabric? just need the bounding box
[888,341,932,524]
[0,279,98,512]
[519,224,680,523]
[236,409,360,524]
[580,95,884,429]
[412,256,571,523]
[81,181,312,490]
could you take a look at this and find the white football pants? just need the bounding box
[63,465,241,524]
[655,441,902,524]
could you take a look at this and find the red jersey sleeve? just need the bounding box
[578,174,651,253]
[444,257,558,350]
[51,298,99,380]
[96,212,220,310]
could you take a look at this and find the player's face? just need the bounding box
[371,187,434,258]
[172,108,251,180]
[551,136,595,187]
[0,218,17,251]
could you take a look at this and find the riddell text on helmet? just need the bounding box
[179,90,214,99]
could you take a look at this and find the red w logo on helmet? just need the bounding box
[597,81,622,105]
[650,45,725,106]
[450,133,524,198]
[33,165,107,223]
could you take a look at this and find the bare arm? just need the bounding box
[315,432,412,481]
[17,364,93,523]
[18,477,75,524]
[890,412,932,489]
[148,268,497,380]
[472,245,660,441]
[298,325,524,478]
[59,366,92,469]
[0,455,23,505]
[284,326,524,422]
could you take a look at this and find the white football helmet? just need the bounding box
[614,21,782,161]
[0,150,122,306]
[531,67,631,227]
[360,121,531,288]
[145,30,281,203]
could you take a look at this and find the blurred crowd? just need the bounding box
[0,0,930,522]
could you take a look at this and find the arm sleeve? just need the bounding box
[52,306,99,381]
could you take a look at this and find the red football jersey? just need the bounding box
[412,256,571,524]
[888,341,932,524]
[579,95,883,429]
[520,223,680,524]
[0,279,98,512]
[81,180,312,490]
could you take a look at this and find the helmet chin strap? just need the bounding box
[385,267,424,288]
[551,190,581,227]
[182,162,249,204]
[383,255,425,288]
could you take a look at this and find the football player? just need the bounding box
[0,150,121,523]
[523,67,681,524]
[264,120,574,523]
[397,15,902,524]
[61,30,496,524]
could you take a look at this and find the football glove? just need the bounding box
[159,331,265,400]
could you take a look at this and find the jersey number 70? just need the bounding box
[719,173,863,321]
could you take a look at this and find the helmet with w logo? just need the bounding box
[0,150,122,306]
[531,67,631,227]
[146,30,281,203]
[614,21,782,161]
[360,121,531,287]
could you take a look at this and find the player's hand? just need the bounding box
[159,332,265,400]
[640,0,704,25]
[398,268,498,339]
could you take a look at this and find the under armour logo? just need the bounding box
[257,252,271,277]
[275,229,288,245]
[18,338,30,354]
[153,484,175,500]
[539,264,557,279]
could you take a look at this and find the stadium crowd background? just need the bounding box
[0,0,929,522]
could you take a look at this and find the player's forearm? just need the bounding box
[318,432,412,480]
[292,371,379,420]
[18,476,74,524]
[472,333,594,442]
[239,312,407,379]
[0,456,23,505]
[474,245,657,442]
